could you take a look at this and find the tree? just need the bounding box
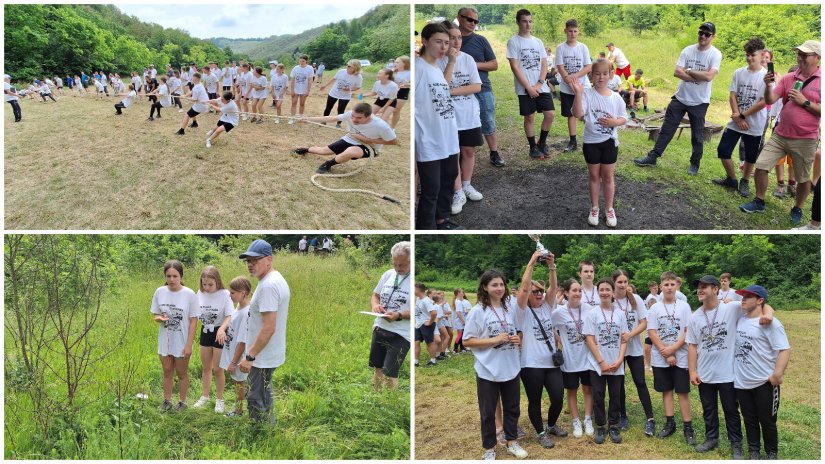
[622,4,660,35]
[305,28,349,68]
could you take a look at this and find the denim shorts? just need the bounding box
[475,91,497,135]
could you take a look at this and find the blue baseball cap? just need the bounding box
[736,285,768,302]
[239,239,272,259]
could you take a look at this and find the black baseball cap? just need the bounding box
[693,275,720,287]
[699,22,716,34]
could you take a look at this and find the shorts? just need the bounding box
[437,319,452,329]
[187,108,201,118]
[328,139,371,158]
[458,127,484,147]
[616,65,631,79]
[217,120,235,133]
[644,336,652,345]
[199,328,224,349]
[583,139,619,164]
[415,323,436,343]
[717,128,762,164]
[368,327,410,378]
[375,97,391,108]
[223,85,231,92]
[563,370,593,389]
[652,366,690,393]
[396,88,410,100]
[518,92,554,116]
[560,91,575,117]
[208,92,218,100]
[475,91,497,135]
[755,133,818,183]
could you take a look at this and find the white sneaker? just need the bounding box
[288,117,295,125]
[482,450,496,460]
[193,396,209,408]
[584,418,595,436]
[206,129,214,137]
[241,114,247,121]
[214,399,225,413]
[793,223,820,230]
[588,207,599,226]
[178,108,184,113]
[451,190,467,215]
[606,208,617,228]
[464,184,484,201]
[274,117,280,124]
[205,139,212,148]
[572,418,583,438]
[505,441,528,459]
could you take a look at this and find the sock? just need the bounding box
[789,180,797,186]
[683,420,692,429]
[490,150,499,157]
[570,135,577,144]
[666,415,675,425]
[539,130,549,145]
[527,136,536,148]
[585,415,591,422]
[777,180,785,186]
[462,180,471,188]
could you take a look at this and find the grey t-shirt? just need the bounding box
[463,300,521,382]
[552,302,594,373]
[150,286,200,358]
[734,316,790,389]
[583,307,629,375]
[460,32,496,93]
[647,300,692,368]
[686,301,742,383]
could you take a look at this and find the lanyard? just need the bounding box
[615,296,633,330]
[382,273,409,310]
[600,306,615,339]
[489,305,509,334]
[661,300,677,330]
[583,286,597,305]
[567,304,583,336]
[701,304,719,340]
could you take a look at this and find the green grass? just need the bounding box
[4,252,410,459]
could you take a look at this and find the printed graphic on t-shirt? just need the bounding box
[520,47,541,72]
[485,320,517,351]
[596,321,621,348]
[530,317,553,342]
[451,70,474,103]
[429,83,455,119]
[684,56,708,85]
[160,304,183,332]
[563,55,583,74]
[698,321,730,352]
[380,284,408,313]
[336,80,352,92]
[200,306,221,327]
[734,331,755,365]
[656,313,681,343]
[735,83,759,112]
[562,321,586,345]
[294,74,308,85]
[224,323,235,345]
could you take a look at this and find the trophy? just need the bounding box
[528,234,550,264]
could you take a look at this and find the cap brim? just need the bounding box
[735,289,761,298]
[239,251,265,259]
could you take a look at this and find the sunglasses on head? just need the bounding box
[698,30,713,38]
[460,14,479,24]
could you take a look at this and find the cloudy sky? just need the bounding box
[117,4,380,39]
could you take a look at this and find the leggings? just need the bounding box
[323,95,350,117]
[477,375,520,450]
[173,94,182,108]
[620,355,654,419]
[520,367,564,434]
[40,93,57,102]
[590,371,623,427]
[453,330,465,352]
[416,154,459,229]
[736,382,780,455]
[149,101,164,118]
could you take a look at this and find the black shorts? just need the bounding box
[328,139,371,158]
[199,328,224,349]
[187,107,201,118]
[368,327,410,378]
[583,139,619,165]
[375,97,391,108]
[563,370,593,389]
[560,91,575,117]
[518,92,554,116]
[415,323,436,343]
[396,88,410,100]
[187,82,194,91]
[217,120,235,133]
[645,336,652,345]
[223,85,231,92]
[208,92,218,100]
[458,127,484,147]
[653,366,691,393]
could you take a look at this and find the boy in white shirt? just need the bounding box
[175,73,209,135]
[556,19,592,153]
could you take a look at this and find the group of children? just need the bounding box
[415,258,791,461]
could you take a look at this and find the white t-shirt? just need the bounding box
[131,76,140,89]
[613,294,647,357]
[647,299,692,368]
[515,300,559,369]
[219,100,239,126]
[168,77,181,95]
[94,81,105,92]
[414,56,459,162]
[247,270,290,369]
[180,71,190,85]
[580,285,599,307]
[718,289,743,302]
[686,301,743,383]
[552,302,594,373]
[219,305,250,381]
[372,80,399,100]
[583,306,629,375]
[395,70,411,88]
[609,47,629,69]
[506,35,551,95]
[290,65,314,94]
[222,67,233,86]
[438,52,482,131]
[372,269,411,341]
[242,71,254,97]
[158,84,172,107]
[338,111,396,146]
[644,293,658,306]
[675,44,723,106]
[271,74,289,99]
[150,286,200,357]
[463,301,521,382]
[657,291,688,302]
[434,301,444,320]
[727,66,768,136]
[197,289,233,333]
[298,239,307,251]
[203,73,219,94]
[415,296,435,328]
[252,75,268,99]
[438,303,452,328]
[556,41,593,94]
[190,83,209,113]
[120,90,137,108]
[4,82,18,101]
[581,88,628,146]
[733,316,790,389]
[322,238,332,250]
[452,298,470,330]
[328,69,363,100]
[608,75,622,92]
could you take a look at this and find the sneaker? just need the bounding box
[464,185,483,201]
[178,108,185,113]
[790,206,803,225]
[687,164,700,176]
[606,208,617,228]
[174,401,187,412]
[335,122,342,129]
[292,148,309,155]
[490,152,506,167]
[516,425,526,439]
[537,143,550,157]
[175,128,185,135]
[793,222,821,230]
[563,140,577,153]
[529,145,544,159]
[288,118,295,125]
[712,177,738,189]
[572,419,583,438]
[497,431,507,446]
[316,163,332,174]
[482,450,496,460]
[608,426,622,444]
[738,178,751,197]
[749,451,761,460]
[739,198,766,214]
[634,154,657,167]
[546,424,568,437]
[766,451,778,460]
[436,354,447,360]
[147,117,154,121]
[731,442,745,460]
[584,419,595,436]
[451,191,467,215]
[226,408,244,418]
[424,360,437,368]
[695,438,719,453]
[643,106,649,112]
[644,418,656,437]
[256,119,264,125]
[206,139,212,148]
[193,396,209,408]
[684,426,697,445]
[436,219,466,230]
[773,184,787,198]
[160,399,173,412]
[274,117,280,124]
[594,426,605,444]
[214,399,225,413]
[189,122,199,128]
[658,421,676,438]
[588,208,600,227]
[788,183,797,197]
[206,129,214,137]
[505,441,528,459]
[619,416,629,431]
[537,432,555,449]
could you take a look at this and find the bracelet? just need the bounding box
[548,267,557,271]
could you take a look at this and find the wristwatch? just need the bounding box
[395,312,403,322]
[803,100,811,107]
[245,353,256,362]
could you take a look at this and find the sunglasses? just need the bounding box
[797,51,817,58]
[531,290,544,295]
[698,31,713,38]
[460,14,479,24]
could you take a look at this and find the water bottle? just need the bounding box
[358,93,363,101]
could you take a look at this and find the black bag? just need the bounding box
[529,306,564,366]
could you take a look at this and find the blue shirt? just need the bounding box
[460,32,496,93]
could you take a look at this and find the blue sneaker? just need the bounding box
[739,198,765,213]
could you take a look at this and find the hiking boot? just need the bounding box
[588,207,600,227]
[750,451,761,460]
[563,140,577,153]
[546,424,568,437]
[658,421,676,438]
[644,418,656,437]
[773,184,787,198]
[437,220,465,230]
[766,451,777,460]
[537,431,555,449]
[790,206,803,225]
[160,399,173,412]
[608,426,622,443]
[490,152,506,167]
[606,208,617,228]
[619,416,629,431]
[292,147,309,155]
[695,438,719,453]
[529,145,544,159]
[506,441,528,459]
[740,198,765,214]
[738,178,751,197]
[572,418,583,438]
[538,143,551,157]
[731,442,744,460]
[684,425,697,445]
[713,177,738,189]
[594,426,605,444]
[634,154,657,167]
[482,449,496,460]
[174,401,187,412]
[451,190,467,215]
[464,184,483,201]
[193,396,209,408]
[584,418,595,436]
[687,163,700,176]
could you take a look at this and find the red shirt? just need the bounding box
[775,67,820,139]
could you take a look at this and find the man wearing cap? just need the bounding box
[237,239,291,424]
[4,74,22,122]
[740,40,821,225]
[635,22,722,176]
[607,43,631,80]
[732,285,789,460]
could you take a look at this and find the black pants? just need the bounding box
[7,100,21,121]
[149,101,163,118]
[477,375,520,450]
[736,382,780,454]
[812,179,820,223]
[114,102,126,114]
[590,371,623,427]
[648,96,709,165]
[520,367,564,434]
[416,154,459,229]
[699,382,742,443]
[323,95,350,117]
[41,93,57,102]
[148,95,157,104]
[173,95,182,108]
[620,355,654,419]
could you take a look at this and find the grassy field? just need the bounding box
[414,309,819,460]
[4,252,410,459]
[4,65,410,230]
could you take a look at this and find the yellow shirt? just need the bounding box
[627,75,645,90]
